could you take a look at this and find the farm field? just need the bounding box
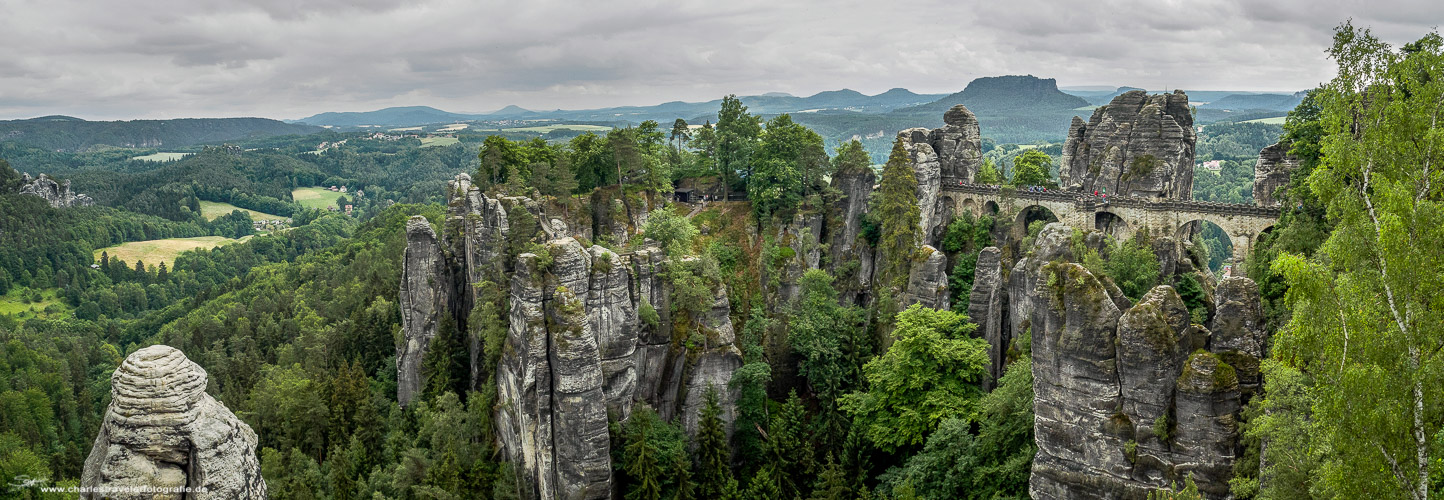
[198,201,285,221]
[1242,116,1287,125]
[95,236,251,267]
[0,287,69,318]
[438,123,469,132]
[420,136,459,147]
[131,152,192,162]
[293,186,345,209]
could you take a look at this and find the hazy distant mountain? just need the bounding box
[292,88,948,129]
[1060,86,1146,106]
[0,116,320,151]
[1198,92,1305,111]
[293,106,479,128]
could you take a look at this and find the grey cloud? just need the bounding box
[0,0,1441,120]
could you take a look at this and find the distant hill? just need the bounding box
[293,106,481,128]
[785,75,1096,157]
[292,88,948,129]
[1198,92,1305,111]
[0,117,320,151]
[1060,86,1145,106]
[902,75,1089,115]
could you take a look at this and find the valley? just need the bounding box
[0,20,1439,500]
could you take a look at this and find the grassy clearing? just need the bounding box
[0,287,70,318]
[420,136,460,147]
[132,152,192,162]
[293,187,345,210]
[1242,116,1287,125]
[95,236,251,267]
[198,201,285,221]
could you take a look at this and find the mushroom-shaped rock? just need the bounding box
[81,345,265,499]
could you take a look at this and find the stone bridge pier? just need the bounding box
[938,180,1280,270]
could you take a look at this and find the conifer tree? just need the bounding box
[693,387,732,498]
[875,138,921,288]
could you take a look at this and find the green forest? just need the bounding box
[0,23,1440,500]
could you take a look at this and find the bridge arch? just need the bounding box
[1016,204,1060,235]
[961,198,978,217]
[1094,211,1132,241]
[1175,219,1239,274]
[984,200,1000,215]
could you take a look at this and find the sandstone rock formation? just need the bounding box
[898,128,944,244]
[405,175,743,499]
[81,345,265,499]
[1014,224,1255,499]
[397,216,446,407]
[18,172,94,207]
[826,164,876,304]
[967,247,1008,388]
[1059,90,1196,200]
[930,104,984,182]
[1253,141,1300,207]
[902,245,948,310]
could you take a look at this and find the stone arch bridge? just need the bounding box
[938,179,1281,264]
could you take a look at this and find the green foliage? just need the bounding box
[878,354,1035,500]
[788,269,870,443]
[639,302,660,328]
[874,139,921,288]
[715,95,762,197]
[749,114,827,220]
[693,388,733,499]
[767,391,817,499]
[1147,475,1203,500]
[831,140,872,176]
[1008,149,1054,187]
[840,305,989,452]
[1264,24,1444,499]
[1106,236,1161,301]
[662,256,720,318]
[940,213,995,311]
[642,205,698,257]
[615,405,689,500]
[975,158,1003,185]
[1174,273,1208,323]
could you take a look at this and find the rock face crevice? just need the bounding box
[1008,224,1262,499]
[1059,90,1196,200]
[18,172,94,207]
[81,345,266,499]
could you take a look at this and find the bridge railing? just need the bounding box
[938,177,1280,218]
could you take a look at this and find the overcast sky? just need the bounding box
[0,0,1439,121]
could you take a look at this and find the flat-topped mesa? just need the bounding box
[81,345,266,499]
[1253,141,1300,207]
[18,172,94,208]
[1059,90,1196,200]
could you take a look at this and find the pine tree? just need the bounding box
[875,138,920,288]
[156,262,168,282]
[767,391,816,499]
[744,465,781,500]
[693,387,732,498]
[670,451,695,500]
[624,412,664,500]
[809,454,850,500]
